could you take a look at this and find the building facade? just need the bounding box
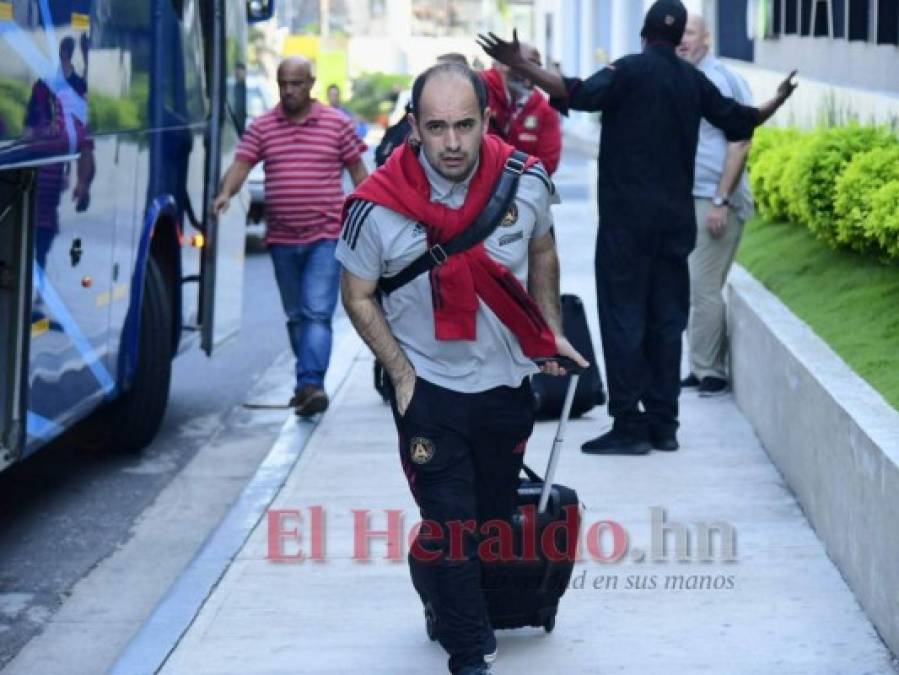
[534,0,898,132]
[711,0,898,125]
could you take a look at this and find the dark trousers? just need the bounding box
[595,224,693,437]
[390,377,534,674]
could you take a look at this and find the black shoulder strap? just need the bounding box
[521,463,543,483]
[377,150,529,296]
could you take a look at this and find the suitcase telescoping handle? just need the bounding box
[533,357,585,513]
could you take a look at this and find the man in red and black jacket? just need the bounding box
[480,43,562,176]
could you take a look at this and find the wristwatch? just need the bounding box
[712,195,730,208]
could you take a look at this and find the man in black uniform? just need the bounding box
[479,0,797,454]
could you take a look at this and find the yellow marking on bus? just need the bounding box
[96,283,129,307]
[71,12,89,29]
[0,3,13,21]
[31,318,50,338]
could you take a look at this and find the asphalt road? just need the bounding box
[0,234,298,669]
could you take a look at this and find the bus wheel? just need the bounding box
[105,257,173,453]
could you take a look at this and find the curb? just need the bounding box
[109,322,364,675]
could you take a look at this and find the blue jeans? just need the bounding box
[269,239,340,391]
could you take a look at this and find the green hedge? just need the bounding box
[748,124,899,260]
[868,182,899,258]
[749,127,803,222]
[833,145,899,253]
[0,76,34,139]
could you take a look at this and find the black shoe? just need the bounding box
[581,429,652,455]
[698,377,729,398]
[483,626,497,664]
[650,432,679,451]
[681,373,700,388]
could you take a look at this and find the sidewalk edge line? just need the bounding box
[108,322,363,675]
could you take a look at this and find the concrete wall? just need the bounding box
[727,59,899,127]
[752,35,899,95]
[727,265,899,656]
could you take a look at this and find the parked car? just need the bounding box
[244,75,275,225]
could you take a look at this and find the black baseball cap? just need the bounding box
[640,0,688,45]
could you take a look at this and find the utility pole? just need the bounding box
[320,0,330,39]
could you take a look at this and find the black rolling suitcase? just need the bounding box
[532,294,605,419]
[411,365,582,639]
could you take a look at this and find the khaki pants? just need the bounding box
[687,198,745,380]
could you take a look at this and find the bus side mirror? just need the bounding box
[246,0,273,23]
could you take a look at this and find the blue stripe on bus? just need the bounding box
[0,8,88,154]
[26,410,63,441]
[33,265,115,394]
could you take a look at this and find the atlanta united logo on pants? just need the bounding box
[410,437,435,464]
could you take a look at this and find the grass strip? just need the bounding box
[736,217,899,411]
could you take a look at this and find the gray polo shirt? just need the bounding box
[336,152,557,393]
[694,54,755,220]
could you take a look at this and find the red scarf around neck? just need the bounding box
[345,134,557,358]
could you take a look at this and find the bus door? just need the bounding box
[0,3,116,450]
[198,0,247,355]
[0,170,33,468]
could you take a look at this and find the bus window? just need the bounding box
[225,1,249,135]
[178,0,208,124]
[0,0,91,146]
[88,0,152,133]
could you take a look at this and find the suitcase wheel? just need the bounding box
[543,612,556,633]
[424,602,438,641]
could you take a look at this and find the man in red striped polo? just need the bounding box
[213,57,369,417]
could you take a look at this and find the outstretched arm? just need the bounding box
[756,70,799,125]
[477,30,567,100]
[700,69,798,142]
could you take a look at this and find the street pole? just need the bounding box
[321,0,330,39]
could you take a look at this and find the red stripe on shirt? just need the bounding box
[235,101,366,245]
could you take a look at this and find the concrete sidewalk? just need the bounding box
[130,152,895,674]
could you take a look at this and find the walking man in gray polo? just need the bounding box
[678,13,755,396]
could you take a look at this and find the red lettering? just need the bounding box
[409,520,443,562]
[478,519,515,562]
[308,505,325,561]
[353,509,404,561]
[266,509,304,562]
[519,504,538,562]
[586,520,628,563]
[540,505,581,563]
[446,519,477,562]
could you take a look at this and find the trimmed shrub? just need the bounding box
[747,122,899,261]
[0,97,25,139]
[748,125,793,167]
[833,145,899,253]
[866,181,899,259]
[749,129,804,222]
[783,125,895,245]
[0,75,37,140]
[88,94,142,132]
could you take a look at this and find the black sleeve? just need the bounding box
[374,118,410,167]
[697,69,759,142]
[550,65,620,116]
